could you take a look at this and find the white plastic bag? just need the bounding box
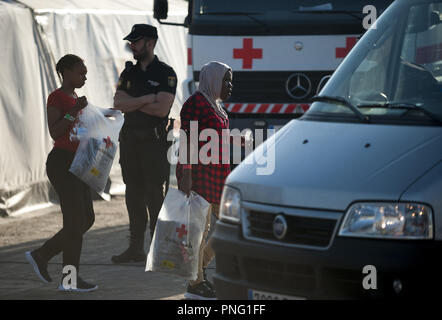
[146,187,211,280]
[69,104,124,194]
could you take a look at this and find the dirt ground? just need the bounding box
[0,193,216,300]
[0,196,129,247]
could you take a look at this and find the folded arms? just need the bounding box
[113,90,174,118]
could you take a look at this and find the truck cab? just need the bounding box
[212,0,442,299]
[155,0,393,149]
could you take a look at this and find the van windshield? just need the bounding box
[308,0,442,125]
[194,0,390,14]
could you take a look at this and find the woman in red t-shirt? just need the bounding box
[25,54,97,292]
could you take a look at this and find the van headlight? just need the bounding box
[219,186,242,224]
[339,202,433,239]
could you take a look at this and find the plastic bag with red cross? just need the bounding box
[146,187,210,280]
[68,103,124,194]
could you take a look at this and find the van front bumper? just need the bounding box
[212,220,442,299]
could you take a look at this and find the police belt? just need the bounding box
[120,126,165,142]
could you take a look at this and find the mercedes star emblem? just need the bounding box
[294,41,304,51]
[286,73,312,100]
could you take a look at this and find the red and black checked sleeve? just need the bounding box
[180,94,203,135]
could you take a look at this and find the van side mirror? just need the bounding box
[430,11,441,27]
[154,0,168,20]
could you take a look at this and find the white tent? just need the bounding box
[0,0,188,216]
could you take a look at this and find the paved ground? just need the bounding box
[0,195,216,300]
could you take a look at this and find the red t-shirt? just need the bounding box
[46,88,79,153]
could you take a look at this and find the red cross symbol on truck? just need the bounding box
[335,37,358,58]
[176,224,188,238]
[233,38,263,69]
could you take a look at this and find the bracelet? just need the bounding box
[182,164,192,170]
[64,113,76,122]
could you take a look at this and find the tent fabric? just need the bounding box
[18,0,188,11]
[0,1,55,216]
[0,0,188,216]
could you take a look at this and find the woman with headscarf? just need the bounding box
[176,61,233,300]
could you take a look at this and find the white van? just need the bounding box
[212,0,442,299]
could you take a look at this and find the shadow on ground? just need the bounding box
[0,224,193,300]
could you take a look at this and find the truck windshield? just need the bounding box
[308,0,442,125]
[194,0,390,14]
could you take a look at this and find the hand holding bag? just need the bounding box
[146,187,210,280]
[69,104,123,194]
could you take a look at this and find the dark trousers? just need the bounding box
[36,148,95,270]
[120,139,168,240]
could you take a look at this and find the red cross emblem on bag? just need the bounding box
[103,136,113,149]
[176,224,188,238]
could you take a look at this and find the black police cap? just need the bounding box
[123,24,158,42]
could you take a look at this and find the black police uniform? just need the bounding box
[117,56,177,252]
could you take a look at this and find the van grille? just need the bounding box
[246,210,337,248]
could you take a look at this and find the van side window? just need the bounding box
[395,4,442,100]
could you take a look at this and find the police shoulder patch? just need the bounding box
[168,76,176,88]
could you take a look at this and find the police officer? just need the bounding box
[111,24,177,263]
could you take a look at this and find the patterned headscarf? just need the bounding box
[197,61,231,118]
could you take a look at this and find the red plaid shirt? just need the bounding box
[176,92,231,204]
